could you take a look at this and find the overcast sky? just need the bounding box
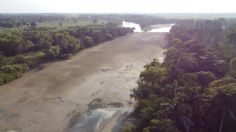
[0,0,235,13]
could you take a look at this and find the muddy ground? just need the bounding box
[0,32,167,132]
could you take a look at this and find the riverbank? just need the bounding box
[0,32,167,132]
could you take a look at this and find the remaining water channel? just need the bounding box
[68,22,174,132]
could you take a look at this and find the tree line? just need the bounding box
[122,19,236,132]
[0,24,133,84]
[0,14,181,28]
[0,14,119,28]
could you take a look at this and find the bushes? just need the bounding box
[46,46,60,58]
[51,32,81,55]
[0,32,33,56]
[0,73,15,84]
[82,36,95,48]
[229,57,236,78]
[14,52,46,67]
[0,64,29,74]
[121,122,136,132]
[92,31,106,43]
[105,33,113,40]
[0,64,29,84]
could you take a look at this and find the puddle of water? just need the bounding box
[68,107,132,132]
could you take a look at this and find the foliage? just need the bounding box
[130,19,236,132]
[0,64,29,84]
[82,36,95,48]
[228,57,236,78]
[121,122,136,132]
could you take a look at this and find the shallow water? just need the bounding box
[0,32,167,132]
[122,21,143,32]
[147,24,175,32]
[67,23,170,132]
[68,107,132,132]
[122,21,174,33]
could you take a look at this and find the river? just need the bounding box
[147,24,175,32]
[122,21,174,33]
[0,22,171,132]
[122,21,143,32]
[67,22,173,132]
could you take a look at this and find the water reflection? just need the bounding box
[122,21,174,33]
[147,24,175,32]
[122,21,143,32]
[68,107,132,132]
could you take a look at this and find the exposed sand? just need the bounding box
[0,32,167,132]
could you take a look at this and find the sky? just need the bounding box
[0,0,236,13]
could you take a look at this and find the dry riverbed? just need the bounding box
[0,32,167,132]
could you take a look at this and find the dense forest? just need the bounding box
[122,19,236,132]
[0,20,133,84]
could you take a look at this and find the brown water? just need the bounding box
[65,29,171,131]
[0,32,167,132]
